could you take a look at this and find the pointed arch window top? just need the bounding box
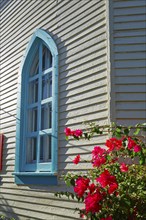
[21,29,58,69]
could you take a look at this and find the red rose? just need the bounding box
[96,170,116,187]
[120,163,128,172]
[127,137,136,150]
[88,183,96,194]
[92,146,106,156]
[96,170,118,194]
[73,155,80,164]
[74,177,90,197]
[92,146,107,167]
[64,127,72,136]
[108,182,118,194]
[133,145,141,153]
[106,138,122,151]
[85,192,102,213]
[93,156,106,167]
[74,129,83,137]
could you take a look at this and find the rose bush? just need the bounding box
[55,123,146,220]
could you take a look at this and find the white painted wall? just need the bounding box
[109,0,146,126]
[0,0,109,219]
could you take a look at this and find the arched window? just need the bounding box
[14,29,58,185]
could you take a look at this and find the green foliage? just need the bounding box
[56,123,146,220]
[0,216,15,220]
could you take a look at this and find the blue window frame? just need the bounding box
[14,29,58,185]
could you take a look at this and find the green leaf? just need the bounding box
[54,192,58,197]
[124,198,131,207]
[70,178,75,186]
[94,127,100,134]
[134,127,141,135]
[84,133,88,139]
[115,131,122,138]
[107,155,111,161]
[65,136,69,141]
[116,127,122,133]
[87,134,91,140]
[139,158,145,165]
[65,179,71,187]
[71,193,74,199]
[124,128,130,136]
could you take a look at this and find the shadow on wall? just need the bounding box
[0,135,20,219]
[0,195,20,220]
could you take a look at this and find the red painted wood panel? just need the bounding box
[0,134,4,171]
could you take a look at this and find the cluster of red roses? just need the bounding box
[106,137,141,153]
[64,127,83,137]
[92,146,107,167]
[74,173,117,219]
[71,135,141,168]
[64,127,143,219]
[72,147,122,219]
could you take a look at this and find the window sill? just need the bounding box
[13,172,58,185]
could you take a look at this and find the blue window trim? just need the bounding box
[14,29,58,185]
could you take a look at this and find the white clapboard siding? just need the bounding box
[110,0,146,126]
[0,0,109,219]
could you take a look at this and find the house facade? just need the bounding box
[0,0,146,219]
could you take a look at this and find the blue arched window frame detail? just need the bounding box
[14,29,58,185]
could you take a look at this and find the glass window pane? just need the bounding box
[42,73,52,100]
[28,79,38,104]
[40,135,51,162]
[41,103,52,130]
[26,137,37,164]
[42,45,52,71]
[29,48,39,76]
[27,108,38,132]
